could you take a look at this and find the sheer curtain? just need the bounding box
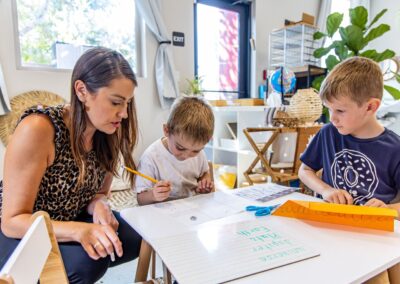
[135,0,179,109]
[0,63,11,115]
[316,0,332,48]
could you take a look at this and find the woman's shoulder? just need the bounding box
[19,105,66,126]
[13,112,56,143]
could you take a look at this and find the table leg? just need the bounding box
[135,239,153,282]
[162,262,172,284]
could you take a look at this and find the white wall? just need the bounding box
[253,0,320,93]
[369,1,400,56]
[0,0,319,180]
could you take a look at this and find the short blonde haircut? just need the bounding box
[167,96,214,144]
[320,57,383,105]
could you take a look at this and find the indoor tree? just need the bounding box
[312,6,400,99]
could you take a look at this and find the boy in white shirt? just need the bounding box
[135,96,215,205]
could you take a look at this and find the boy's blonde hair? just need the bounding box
[166,96,214,144]
[320,56,383,105]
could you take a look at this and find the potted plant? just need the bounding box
[184,75,204,96]
[312,6,400,99]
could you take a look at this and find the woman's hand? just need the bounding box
[75,222,122,261]
[93,198,119,231]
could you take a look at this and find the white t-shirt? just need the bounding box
[134,138,209,200]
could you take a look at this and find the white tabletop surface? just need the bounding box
[121,190,400,284]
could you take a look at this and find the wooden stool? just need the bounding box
[243,125,321,187]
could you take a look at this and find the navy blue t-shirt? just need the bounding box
[301,123,400,205]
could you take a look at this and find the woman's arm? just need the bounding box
[86,172,119,231]
[1,115,123,260]
[87,172,113,215]
[2,114,55,238]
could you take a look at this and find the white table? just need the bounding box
[121,190,400,284]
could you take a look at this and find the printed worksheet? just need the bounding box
[234,183,299,202]
[152,191,245,226]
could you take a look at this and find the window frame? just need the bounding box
[194,0,251,98]
[11,0,146,76]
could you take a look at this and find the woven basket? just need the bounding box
[272,110,305,127]
[0,90,65,145]
[287,88,322,123]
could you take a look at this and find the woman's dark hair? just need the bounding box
[70,47,138,186]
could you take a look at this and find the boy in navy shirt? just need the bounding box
[299,56,400,283]
[299,57,400,210]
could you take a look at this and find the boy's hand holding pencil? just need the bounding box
[152,181,172,202]
[122,165,171,202]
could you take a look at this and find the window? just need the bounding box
[321,0,351,67]
[195,0,250,99]
[12,0,139,71]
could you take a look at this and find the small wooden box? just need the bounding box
[207,100,228,107]
[233,98,264,106]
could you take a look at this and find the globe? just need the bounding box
[269,67,296,94]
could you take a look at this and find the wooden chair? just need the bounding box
[0,211,68,284]
[243,125,321,187]
[135,162,215,283]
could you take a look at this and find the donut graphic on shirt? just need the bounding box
[331,149,378,205]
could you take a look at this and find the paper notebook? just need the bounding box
[152,219,319,284]
[273,200,398,231]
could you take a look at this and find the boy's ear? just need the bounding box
[74,80,88,103]
[163,124,169,136]
[366,98,381,113]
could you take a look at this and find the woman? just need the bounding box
[0,47,142,283]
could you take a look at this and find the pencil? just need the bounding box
[122,165,159,183]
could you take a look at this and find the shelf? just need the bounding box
[212,105,267,112]
[269,23,319,68]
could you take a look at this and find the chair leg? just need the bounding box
[135,239,153,282]
[151,249,156,279]
[388,263,400,284]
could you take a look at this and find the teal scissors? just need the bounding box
[245,204,280,216]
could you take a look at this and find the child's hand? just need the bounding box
[322,188,353,204]
[196,178,214,194]
[152,180,171,202]
[364,198,388,208]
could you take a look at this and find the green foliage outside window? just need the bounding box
[15,0,136,68]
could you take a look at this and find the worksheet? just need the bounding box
[234,183,299,202]
[152,191,245,226]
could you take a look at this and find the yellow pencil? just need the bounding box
[122,165,159,183]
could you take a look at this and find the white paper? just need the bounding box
[152,219,320,284]
[151,191,245,226]
[234,183,299,202]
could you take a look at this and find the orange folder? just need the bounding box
[272,200,398,232]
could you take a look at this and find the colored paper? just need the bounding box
[272,200,398,231]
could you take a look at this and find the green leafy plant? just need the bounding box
[184,75,204,96]
[312,6,400,99]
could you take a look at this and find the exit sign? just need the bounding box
[172,32,184,47]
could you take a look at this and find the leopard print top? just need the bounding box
[0,105,106,221]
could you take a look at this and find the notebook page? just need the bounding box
[152,219,319,284]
